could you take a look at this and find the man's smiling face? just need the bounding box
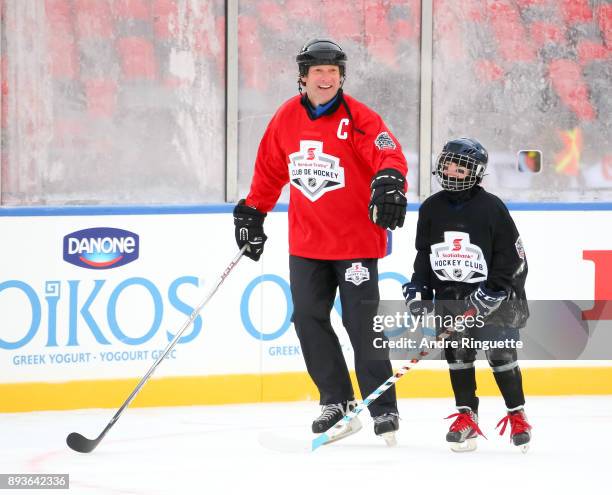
[301,65,342,107]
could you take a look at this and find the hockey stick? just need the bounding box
[311,309,475,451]
[66,245,247,453]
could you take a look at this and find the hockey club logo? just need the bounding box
[515,236,526,260]
[374,131,396,150]
[345,263,370,286]
[63,227,139,269]
[288,140,345,201]
[430,231,487,283]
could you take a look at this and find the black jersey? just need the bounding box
[412,186,529,328]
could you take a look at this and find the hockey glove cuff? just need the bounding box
[402,280,434,316]
[368,168,407,230]
[467,282,507,318]
[233,199,267,261]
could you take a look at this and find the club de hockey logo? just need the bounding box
[288,140,345,201]
[345,263,370,286]
[430,231,487,283]
[63,227,139,269]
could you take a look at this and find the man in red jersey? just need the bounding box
[233,39,408,445]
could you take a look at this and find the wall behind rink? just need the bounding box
[0,205,611,412]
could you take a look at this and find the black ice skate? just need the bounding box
[496,407,532,453]
[312,400,361,440]
[445,407,486,452]
[373,412,400,447]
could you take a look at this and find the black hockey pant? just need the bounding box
[289,255,397,417]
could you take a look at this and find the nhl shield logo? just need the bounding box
[288,140,345,201]
[345,263,370,286]
[453,268,463,278]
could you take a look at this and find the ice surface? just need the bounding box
[1,396,610,494]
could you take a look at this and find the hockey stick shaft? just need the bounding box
[311,315,471,451]
[67,245,247,453]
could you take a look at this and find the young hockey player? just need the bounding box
[402,137,532,452]
[233,39,408,445]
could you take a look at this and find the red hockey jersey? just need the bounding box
[246,92,408,260]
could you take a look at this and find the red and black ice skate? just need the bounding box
[445,407,486,452]
[496,407,532,453]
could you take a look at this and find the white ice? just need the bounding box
[2,396,610,495]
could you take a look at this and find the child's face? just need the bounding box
[442,160,471,179]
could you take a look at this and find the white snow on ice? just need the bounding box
[1,396,610,495]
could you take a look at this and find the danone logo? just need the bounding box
[63,228,139,269]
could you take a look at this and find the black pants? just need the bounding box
[289,255,397,417]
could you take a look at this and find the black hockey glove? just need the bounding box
[402,280,434,316]
[233,199,267,261]
[467,282,507,318]
[368,168,407,230]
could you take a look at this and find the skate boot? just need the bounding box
[373,412,400,447]
[496,407,532,453]
[445,407,485,452]
[312,400,361,440]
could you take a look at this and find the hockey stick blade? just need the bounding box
[259,417,363,453]
[65,246,247,454]
[66,432,100,454]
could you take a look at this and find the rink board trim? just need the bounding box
[1,202,612,217]
[2,367,612,412]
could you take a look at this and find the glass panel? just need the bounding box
[432,0,611,201]
[0,0,225,205]
[237,0,422,202]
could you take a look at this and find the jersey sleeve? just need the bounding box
[245,112,289,213]
[351,106,408,183]
[487,199,528,294]
[412,203,432,287]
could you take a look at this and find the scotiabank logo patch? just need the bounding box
[288,140,345,202]
[430,231,487,283]
[63,228,139,269]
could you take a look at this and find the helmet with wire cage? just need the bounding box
[434,138,488,191]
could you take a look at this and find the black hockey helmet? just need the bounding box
[434,137,489,191]
[296,39,347,78]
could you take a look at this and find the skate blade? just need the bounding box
[449,438,477,452]
[379,431,397,447]
[322,417,363,445]
[519,442,530,454]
